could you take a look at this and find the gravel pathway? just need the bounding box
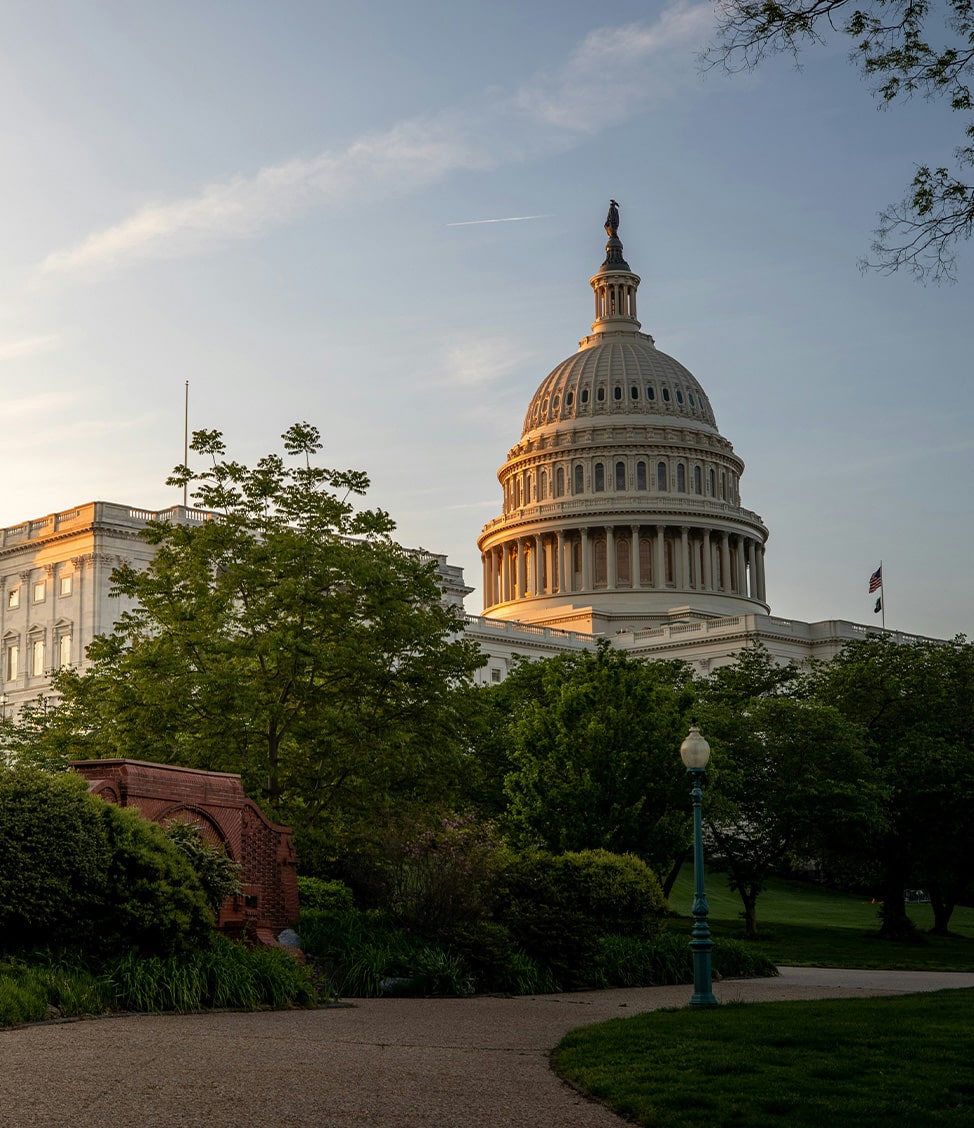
[2,968,972,1127]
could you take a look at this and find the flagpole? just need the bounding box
[183,380,189,509]
[880,560,886,631]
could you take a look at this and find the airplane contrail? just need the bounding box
[446,214,554,227]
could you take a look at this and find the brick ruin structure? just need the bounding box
[71,759,300,946]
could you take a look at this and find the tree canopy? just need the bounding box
[708,0,974,280]
[496,644,696,884]
[15,424,484,864]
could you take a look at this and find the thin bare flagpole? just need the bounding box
[880,561,886,630]
[183,380,189,508]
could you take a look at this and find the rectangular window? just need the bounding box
[5,643,19,681]
[58,634,72,669]
[32,580,46,603]
[7,588,19,610]
[59,574,73,597]
[31,639,45,677]
[491,668,501,684]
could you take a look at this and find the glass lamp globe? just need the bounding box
[680,724,711,770]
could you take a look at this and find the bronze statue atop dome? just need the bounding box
[605,199,620,238]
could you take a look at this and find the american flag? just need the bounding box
[868,565,883,593]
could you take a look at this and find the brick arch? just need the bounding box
[70,759,299,946]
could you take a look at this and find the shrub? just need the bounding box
[381,812,510,936]
[498,849,667,989]
[164,820,242,914]
[297,876,354,913]
[0,768,110,952]
[94,803,214,956]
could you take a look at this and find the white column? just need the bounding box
[702,530,712,591]
[654,526,665,589]
[736,537,746,596]
[680,527,690,590]
[720,534,731,592]
[581,528,591,590]
[630,525,639,588]
[557,531,565,593]
[606,526,617,590]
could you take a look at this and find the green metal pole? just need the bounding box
[689,766,718,1008]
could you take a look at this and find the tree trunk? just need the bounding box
[741,886,759,940]
[927,880,955,936]
[662,855,686,899]
[878,863,913,939]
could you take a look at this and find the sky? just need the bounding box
[1,0,971,641]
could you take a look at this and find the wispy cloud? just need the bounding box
[0,335,59,361]
[40,3,711,279]
[515,4,713,130]
[446,214,553,227]
[430,337,531,390]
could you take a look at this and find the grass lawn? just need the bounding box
[668,870,974,972]
[553,988,974,1127]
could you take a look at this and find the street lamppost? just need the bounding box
[680,723,718,1008]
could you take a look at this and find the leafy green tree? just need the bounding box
[697,646,877,938]
[23,424,484,862]
[707,0,974,280]
[497,644,696,885]
[811,634,974,936]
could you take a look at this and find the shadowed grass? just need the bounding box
[668,872,974,972]
[553,988,974,1127]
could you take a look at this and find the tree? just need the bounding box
[496,644,696,886]
[811,633,974,936]
[697,646,876,938]
[708,0,974,280]
[22,424,484,864]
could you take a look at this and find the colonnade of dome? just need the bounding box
[477,205,770,631]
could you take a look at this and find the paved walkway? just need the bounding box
[2,968,972,1127]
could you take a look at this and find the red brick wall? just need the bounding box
[71,759,300,943]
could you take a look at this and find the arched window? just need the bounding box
[597,387,606,402]
[636,461,647,490]
[630,385,639,400]
[540,470,548,500]
[556,467,565,497]
[566,391,574,407]
[594,462,605,492]
[657,462,668,491]
[693,466,702,494]
[708,468,715,496]
[613,386,622,401]
[647,386,656,400]
[639,537,653,584]
[662,388,671,402]
[677,464,686,492]
[581,388,590,404]
[676,389,684,404]
[615,461,626,490]
[574,464,584,494]
[720,472,726,500]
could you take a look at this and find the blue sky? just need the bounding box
[2,0,971,639]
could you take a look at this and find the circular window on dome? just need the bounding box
[581,388,590,404]
[566,391,574,407]
[647,386,655,401]
[630,386,639,400]
[597,387,606,402]
[662,388,671,402]
[676,390,684,405]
